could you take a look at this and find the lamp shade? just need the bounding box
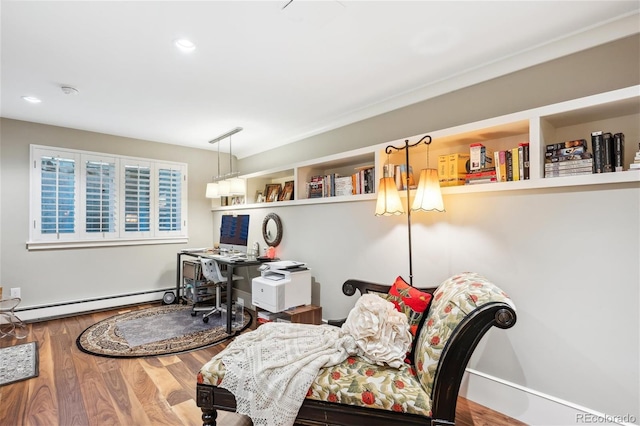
[411,168,445,212]
[227,177,245,195]
[205,182,220,199]
[375,177,404,216]
[218,180,231,197]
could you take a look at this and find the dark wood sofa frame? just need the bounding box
[196,278,517,426]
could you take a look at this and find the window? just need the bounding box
[29,145,188,249]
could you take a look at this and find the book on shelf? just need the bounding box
[465,168,497,184]
[447,153,470,186]
[591,131,605,173]
[613,133,624,172]
[395,164,415,190]
[353,165,375,195]
[493,150,507,182]
[469,143,493,171]
[545,152,593,163]
[544,158,594,171]
[519,142,530,180]
[544,145,586,159]
[511,147,520,181]
[438,155,448,186]
[545,139,588,151]
[334,176,354,197]
[545,167,594,177]
[630,143,640,169]
[602,132,614,173]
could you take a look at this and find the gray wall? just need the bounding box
[229,35,640,421]
[0,119,219,307]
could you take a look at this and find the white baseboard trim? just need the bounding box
[15,289,172,322]
[461,368,638,426]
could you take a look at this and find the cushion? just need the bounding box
[380,276,432,363]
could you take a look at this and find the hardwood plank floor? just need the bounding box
[0,304,525,426]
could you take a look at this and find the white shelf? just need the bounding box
[212,85,640,211]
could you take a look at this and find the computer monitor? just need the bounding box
[219,214,250,253]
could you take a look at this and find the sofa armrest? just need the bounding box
[431,301,517,422]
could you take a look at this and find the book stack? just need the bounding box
[437,153,470,187]
[466,143,497,184]
[630,143,640,170]
[465,168,497,184]
[544,139,593,178]
[307,176,324,198]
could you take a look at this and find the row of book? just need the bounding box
[544,131,626,178]
[438,142,531,186]
[306,166,375,198]
[382,164,417,190]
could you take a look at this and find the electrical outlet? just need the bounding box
[10,287,21,298]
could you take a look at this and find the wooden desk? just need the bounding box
[176,251,261,334]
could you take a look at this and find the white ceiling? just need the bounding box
[2,1,639,159]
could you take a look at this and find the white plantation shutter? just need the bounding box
[157,165,184,234]
[84,158,117,237]
[123,162,152,236]
[29,145,188,248]
[39,153,77,239]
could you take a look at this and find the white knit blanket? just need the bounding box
[214,294,411,426]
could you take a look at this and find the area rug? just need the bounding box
[76,304,252,358]
[0,341,39,386]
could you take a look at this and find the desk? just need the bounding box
[176,251,262,334]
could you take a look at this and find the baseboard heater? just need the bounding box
[15,287,176,323]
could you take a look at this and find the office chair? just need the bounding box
[196,258,243,323]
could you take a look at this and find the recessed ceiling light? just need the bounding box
[174,38,196,52]
[22,96,42,103]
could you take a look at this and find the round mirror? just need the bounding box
[262,213,283,247]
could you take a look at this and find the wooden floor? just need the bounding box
[0,303,525,426]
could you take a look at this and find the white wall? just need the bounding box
[0,119,220,319]
[227,183,639,425]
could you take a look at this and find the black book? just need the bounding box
[591,131,604,173]
[602,132,613,173]
[520,142,530,180]
[614,133,625,172]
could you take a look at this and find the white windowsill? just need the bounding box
[26,237,189,251]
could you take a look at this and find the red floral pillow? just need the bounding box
[381,276,432,363]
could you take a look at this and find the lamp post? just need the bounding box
[375,135,444,286]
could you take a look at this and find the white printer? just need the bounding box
[252,261,311,313]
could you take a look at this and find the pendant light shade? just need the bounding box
[217,180,231,196]
[411,168,445,212]
[375,177,404,216]
[227,177,246,195]
[206,182,220,199]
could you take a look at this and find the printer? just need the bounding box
[252,261,311,313]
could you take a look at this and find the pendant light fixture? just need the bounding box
[205,127,245,198]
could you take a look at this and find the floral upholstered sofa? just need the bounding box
[196,272,517,426]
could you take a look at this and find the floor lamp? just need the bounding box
[375,135,445,286]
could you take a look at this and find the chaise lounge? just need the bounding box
[196,272,517,426]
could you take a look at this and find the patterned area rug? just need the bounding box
[76,304,252,358]
[0,341,39,386]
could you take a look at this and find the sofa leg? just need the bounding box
[201,408,217,426]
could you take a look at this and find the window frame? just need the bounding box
[29,145,188,250]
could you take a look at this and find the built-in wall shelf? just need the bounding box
[211,85,640,212]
